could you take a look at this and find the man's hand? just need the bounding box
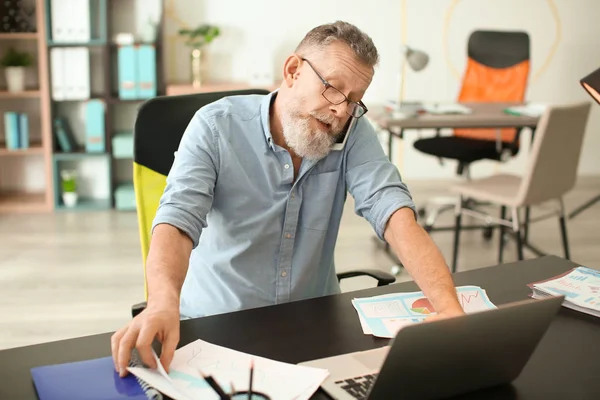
[385,208,463,317]
[425,307,465,323]
[111,302,180,377]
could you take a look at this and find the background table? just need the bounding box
[2,255,599,399]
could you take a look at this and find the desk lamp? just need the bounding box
[394,46,429,118]
[569,66,600,219]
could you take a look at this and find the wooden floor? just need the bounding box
[1,178,599,350]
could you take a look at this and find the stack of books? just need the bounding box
[3,112,29,150]
[528,266,600,318]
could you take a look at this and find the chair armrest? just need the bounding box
[131,301,147,318]
[337,269,396,287]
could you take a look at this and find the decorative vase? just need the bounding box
[191,48,202,88]
[5,67,25,92]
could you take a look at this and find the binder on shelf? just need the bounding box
[51,48,90,100]
[66,47,91,100]
[50,0,68,42]
[85,100,105,153]
[2,112,29,150]
[72,0,91,42]
[136,45,157,98]
[50,48,66,101]
[3,112,19,150]
[118,45,138,99]
[50,0,91,42]
[53,118,78,152]
[19,113,29,148]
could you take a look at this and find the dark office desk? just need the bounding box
[2,255,600,399]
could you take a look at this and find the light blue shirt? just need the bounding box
[152,91,416,318]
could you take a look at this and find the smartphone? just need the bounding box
[331,116,357,151]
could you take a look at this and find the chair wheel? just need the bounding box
[482,226,493,240]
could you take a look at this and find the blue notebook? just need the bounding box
[31,356,161,400]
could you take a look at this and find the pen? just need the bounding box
[248,359,254,400]
[199,370,230,400]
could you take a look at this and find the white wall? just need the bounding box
[164,0,600,181]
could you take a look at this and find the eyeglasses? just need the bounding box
[301,57,368,118]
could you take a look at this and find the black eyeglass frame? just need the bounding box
[301,57,369,118]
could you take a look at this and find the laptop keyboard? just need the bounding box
[335,373,378,399]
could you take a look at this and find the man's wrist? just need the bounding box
[147,288,180,310]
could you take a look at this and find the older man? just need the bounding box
[112,20,463,377]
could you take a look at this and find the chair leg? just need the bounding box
[523,206,531,243]
[558,199,570,260]
[498,206,506,263]
[452,197,463,273]
[512,207,524,261]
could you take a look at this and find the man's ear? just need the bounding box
[282,54,301,87]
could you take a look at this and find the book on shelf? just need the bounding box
[53,117,78,152]
[2,111,30,150]
[528,266,600,318]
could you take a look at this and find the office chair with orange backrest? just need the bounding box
[131,89,396,317]
[413,30,531,234]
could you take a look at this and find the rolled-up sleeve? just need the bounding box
[345,118,416,240]
[151,109,219,248]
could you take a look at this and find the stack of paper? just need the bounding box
[528,266,600,317]
[352,286,497,338]
[504,103,547,117]
[128,339,328,400]
[422,103,472,115]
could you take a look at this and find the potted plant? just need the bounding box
[1,47,33,93]
[60,169,78,207]
[178,24,220,87]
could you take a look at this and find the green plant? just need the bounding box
[60,170,77,193]
[178,24,220,48]
[0,47,33,68]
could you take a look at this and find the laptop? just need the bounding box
[299,296,563,400]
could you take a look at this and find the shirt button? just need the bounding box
[284,164,290,169]
[281,271,287,277]
[285,233,291,239]
[291,193,295,199]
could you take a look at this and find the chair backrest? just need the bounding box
[455,30,531,143]
[517,102,592,205]
[133,89,271,298]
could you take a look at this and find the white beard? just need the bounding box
[280,99,340,161]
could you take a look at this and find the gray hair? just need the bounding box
[295,21,379,68]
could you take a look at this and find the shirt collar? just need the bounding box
[261,89,278,150]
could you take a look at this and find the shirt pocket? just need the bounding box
[299,171,340,231]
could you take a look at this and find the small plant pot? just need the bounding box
[5,67,25,92]
[62,192,78,207]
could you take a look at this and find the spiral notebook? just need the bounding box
[31,351,163,400]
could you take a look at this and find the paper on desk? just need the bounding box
[352,285,496,338]
[504,103,547,117]
[422,103,472,114]
[128,339,329,400]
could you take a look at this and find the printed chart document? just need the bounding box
[352,286,496,338]
[528,266,600,317]
[128,339,328,400]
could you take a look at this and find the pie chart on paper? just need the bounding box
[411,298,435,315]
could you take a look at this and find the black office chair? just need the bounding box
[413,30,531,236]
[131,89,395,317]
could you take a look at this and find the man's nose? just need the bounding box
[329,101,348,117]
